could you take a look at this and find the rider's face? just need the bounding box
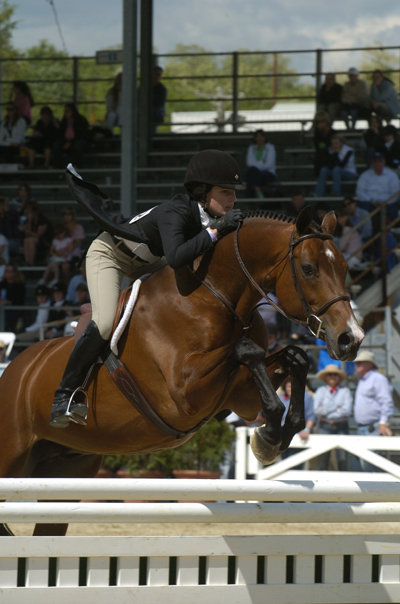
[206,186,236,217]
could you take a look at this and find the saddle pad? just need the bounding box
[110,278,142,356]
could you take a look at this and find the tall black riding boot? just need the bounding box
[49,321,107,428]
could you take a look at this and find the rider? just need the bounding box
[49,149,244,428]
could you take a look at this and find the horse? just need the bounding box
[0,207,364,536]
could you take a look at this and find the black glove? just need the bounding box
[208,209,243,238]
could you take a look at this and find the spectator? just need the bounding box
[362,114,384,166]
[313,364,352,471]
[343,196,372,242]
[52,103,90,169]
[245,129,277,198]
[340,67,370,130]
[381,124,400,171]
[26,106,59,169]
[314,201,330,223]
[0,231,9,279]
[334,208,364,270]
[284,190,309,218]
[370,69,400,123]
[313,111,336,177]
[38,225,73,286]
[316,72,342,124]
[153,65,167,132]
[16,284,50,344]
[66,261,87,305]
[10,182,34,213]
[10,81,34,125]
[0,197,21,259]
[314,135,357,197]
[0,102,26,163]
[44,282,69,339]
[353,350,394,471]
[0,263,26,332]
[257,295,278,329]
[355,152,400,226]
[74,281,90,305]
[61,207,86,261]
[279,377,315,468]
[105,72,122,132]
[19,201,53,266]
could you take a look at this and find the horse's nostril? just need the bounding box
[338,331,354,349]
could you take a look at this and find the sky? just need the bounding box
[10,0,400,70]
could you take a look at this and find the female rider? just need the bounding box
[49,149,244,427]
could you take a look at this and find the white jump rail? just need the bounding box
[0,478,399,603]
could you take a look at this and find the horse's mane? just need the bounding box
[243,209,322,232]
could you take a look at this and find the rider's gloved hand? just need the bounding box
[209,209,243,238]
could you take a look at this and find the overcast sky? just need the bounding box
[11,0,400,70]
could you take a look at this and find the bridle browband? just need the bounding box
[192,223,350,339]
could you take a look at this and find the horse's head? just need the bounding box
[274,207,364,361]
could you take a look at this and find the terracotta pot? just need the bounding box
[95,468,115,478]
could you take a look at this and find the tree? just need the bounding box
[0,0,17,57]
[359,42,399,87]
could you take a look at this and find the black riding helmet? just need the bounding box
[184,149,244,192]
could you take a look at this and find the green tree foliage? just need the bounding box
[359,42,399,87]
[0,0,17,57]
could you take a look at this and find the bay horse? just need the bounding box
[0,207,363,536]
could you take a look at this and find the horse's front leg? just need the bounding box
[234,337,285,464]
[278,345,309,451]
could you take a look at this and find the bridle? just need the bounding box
[192,224,350,340]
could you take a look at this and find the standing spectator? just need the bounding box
[334,208,363,270]
[381,125,400,170]
[313,112,336,177]
[10,81,34,125]
[370,69,400,123]
[340,67,370,130]
[316,73,342,125]
[355,152,400,226]
[0,197,21,259]
[105,72,122,132]
[16,284,50,344]
[314,135,357,197]
[245,129,277,198]
[279,378,315,469]
[0,263,26,332]
[38,225,73,286]
[362,113,384,167]
[19,201,53,266]
[52,103,90,169]
[61,207,86,262]
[153,65,167,132]
[343,196,372,242]
[0,102,26,163]
[353,350,394,471]
[26,106,59,169]
[313,364,352,471]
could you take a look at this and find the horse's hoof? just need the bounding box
[250,426,281,465]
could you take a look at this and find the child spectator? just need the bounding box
[27,106,59,169]
[39,225,73,286]
[10,81,34,125]
[0,102,26,163]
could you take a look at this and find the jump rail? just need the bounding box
[0,478,399,603]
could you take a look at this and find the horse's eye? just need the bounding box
[301,263,314,277]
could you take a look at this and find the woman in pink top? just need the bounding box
[11,81,34,125]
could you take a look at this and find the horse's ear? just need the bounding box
[321,211,337,235]
[295,206,313,234]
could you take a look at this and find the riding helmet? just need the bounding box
[184,149,244,191]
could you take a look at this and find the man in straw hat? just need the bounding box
[313,364,352,470]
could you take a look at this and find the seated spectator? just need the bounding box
[314,135,357,197]
[10,182,34,213]
[343,196,372,241]
[313,111,336,177]
[61,207,86,261]
[26,106,59,169]
[0,197,20,259]
[153,65,167,132]
[313,364,352,471]
[44,282,69,339]
[245,129,277,198]
[38,224,73,286]
[362,113,384,167]
[52,103,90,169]
[316,72,342,124]
[381,124,400,170]
[74,281,90,306]
[370,69,400,122]
[283,190,310,218]
[0,263,26,332]
[16,284,50,344]
[10,81,34,125]
[19,201,53,266]
[355,152,400,226]
[66,261,87,305]
[105,72,122,132]
[340,67,370,130]
[314,201,330,223]
[0,102,26,163]
[0,232,9,279]
[334,208,364,269]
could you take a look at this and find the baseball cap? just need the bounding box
[348,67,359,75]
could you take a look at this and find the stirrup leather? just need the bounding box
[64,387,89,426]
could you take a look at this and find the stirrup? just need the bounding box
[65,387,89,426]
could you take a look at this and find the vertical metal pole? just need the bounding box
[232,52,238,133]
[72,57,79,105]
[381,205,388,304]
[0,61,3,121]
[315,49,323,108]
[385,305,392,378]
[138,0,153,167]
[121,0,138,216]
